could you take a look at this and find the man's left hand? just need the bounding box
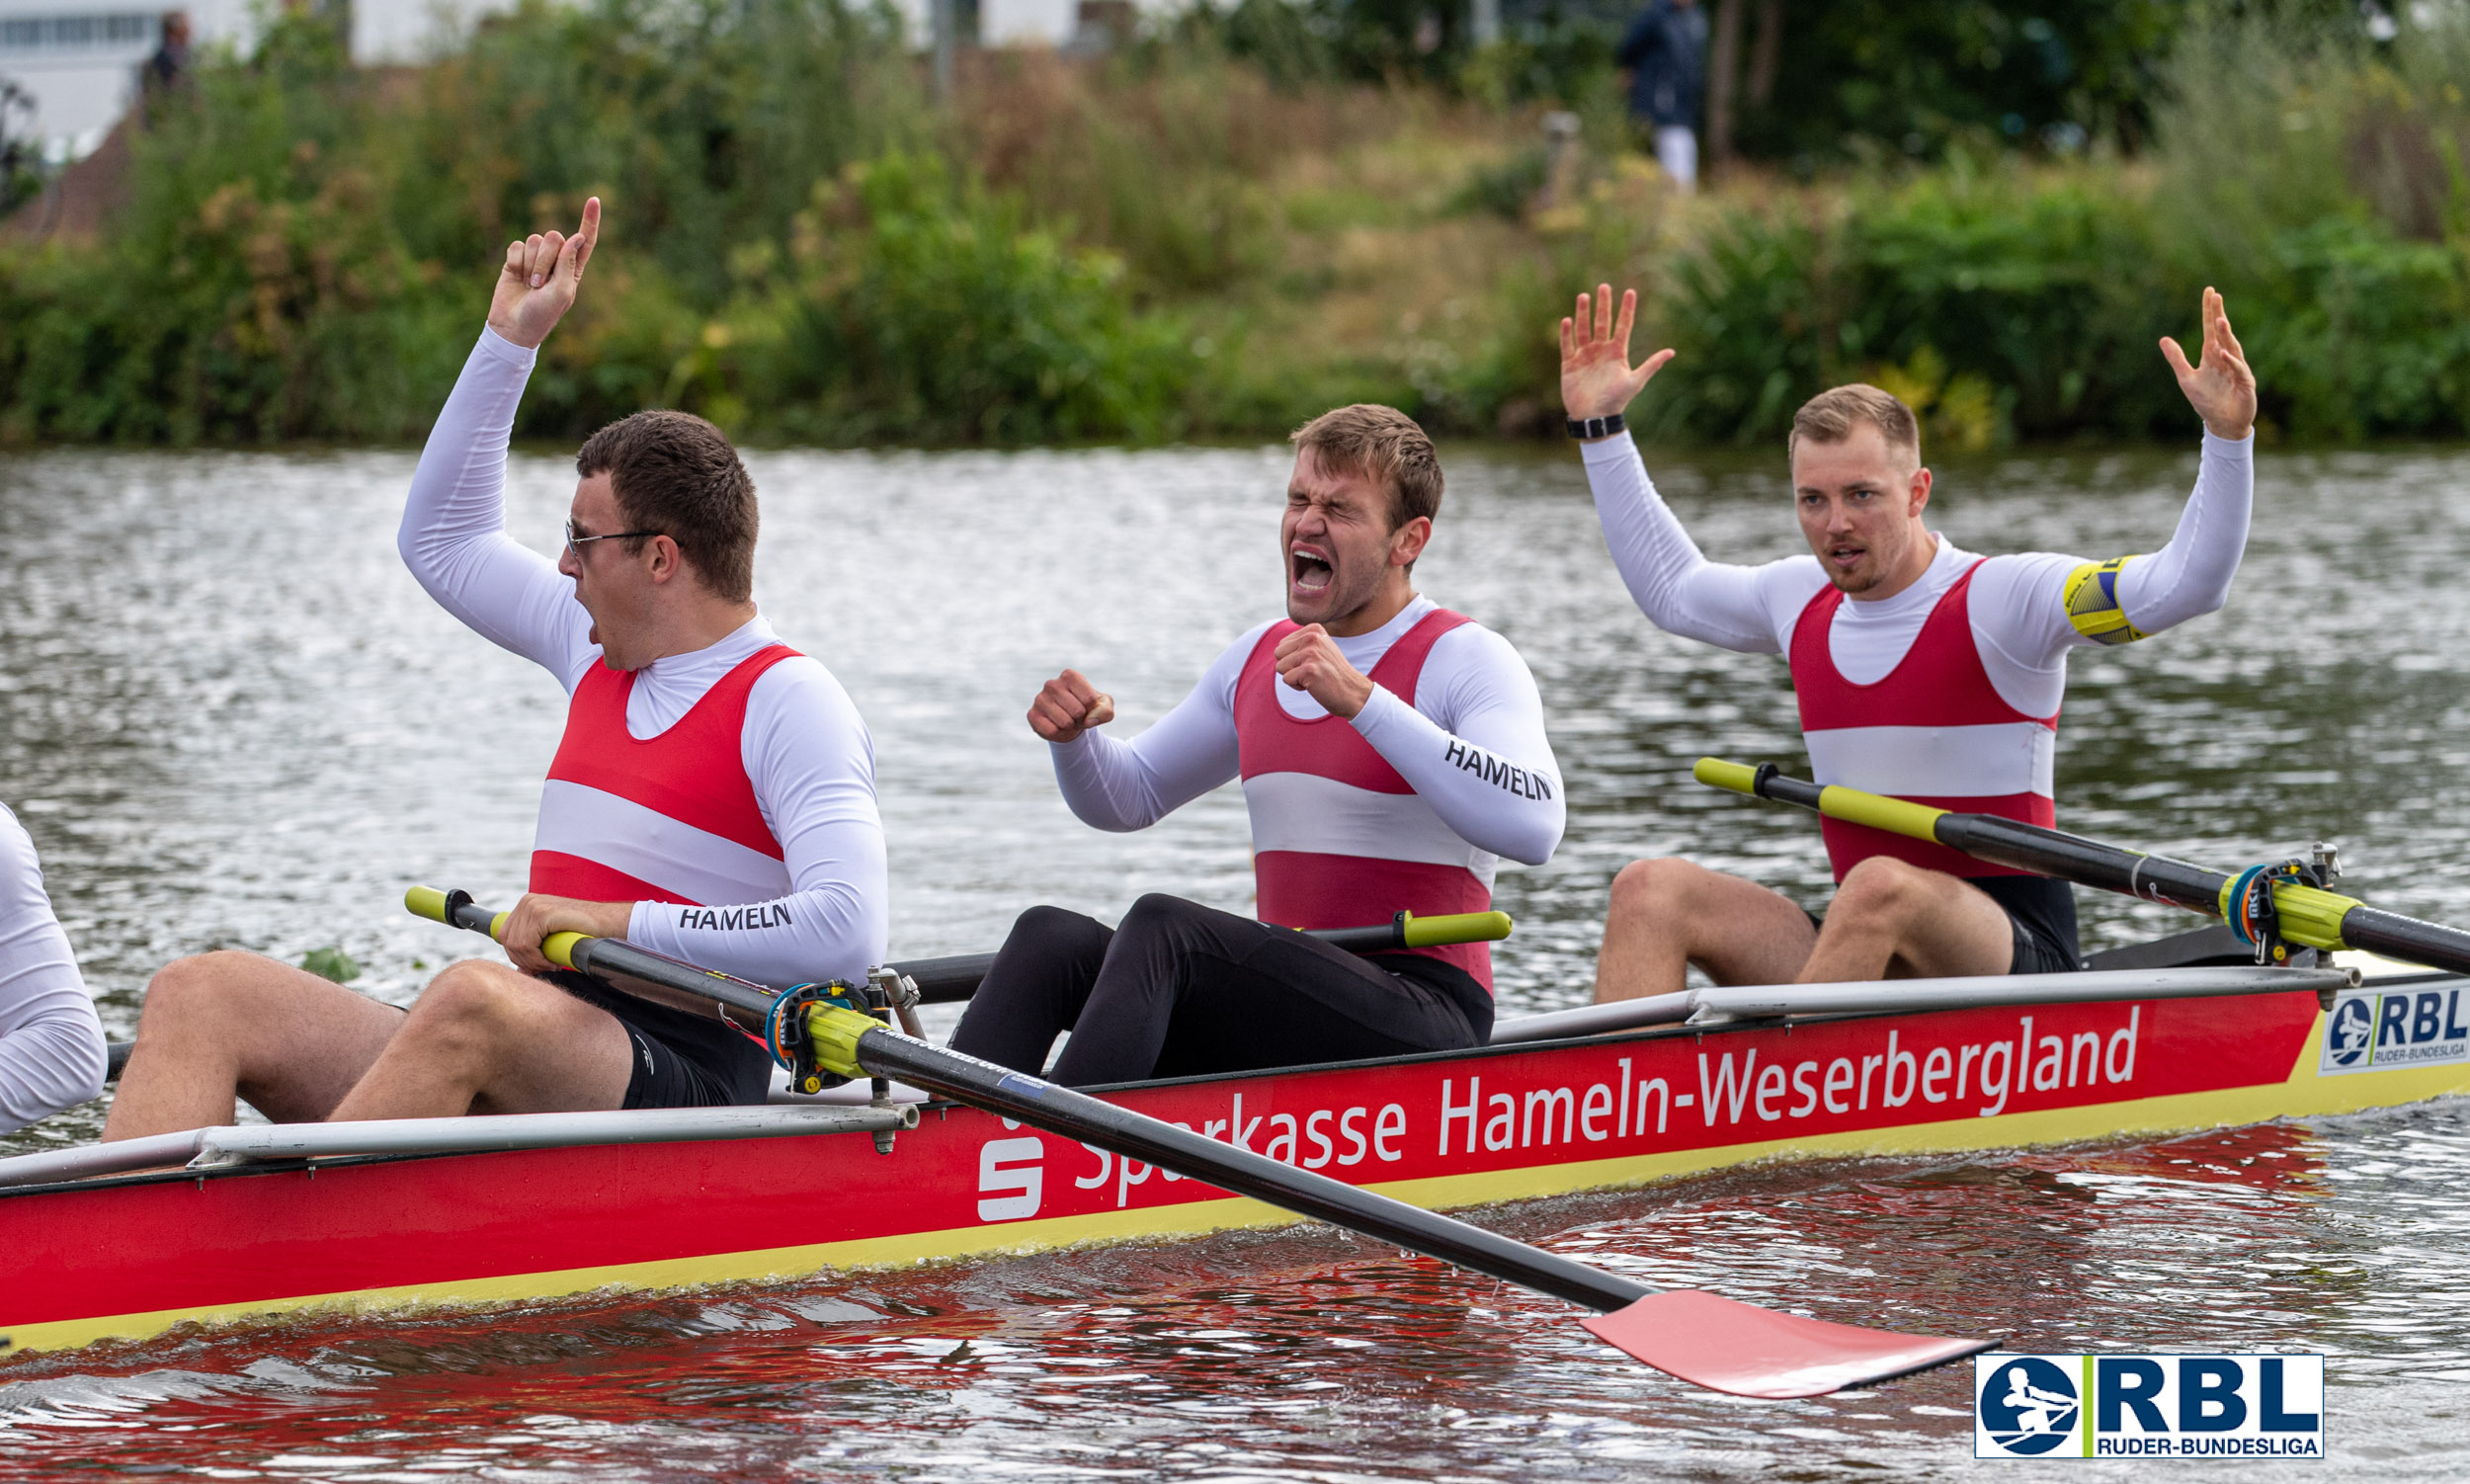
[1275,624,1374,718]
[2162,286,2257,441]
[498,893,634,975]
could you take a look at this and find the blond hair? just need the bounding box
[1789,384,1922,464]
[1290,404,1443,530]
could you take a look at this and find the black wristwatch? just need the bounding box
[1566,413,1625,440]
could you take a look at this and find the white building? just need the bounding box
[0,1,529,154]
[2,0,1169,158]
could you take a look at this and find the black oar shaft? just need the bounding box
[2340,905,2470,975]
[844,1030,1650,1313]
[427,892,1646,1313]
[1722,761,2470,976]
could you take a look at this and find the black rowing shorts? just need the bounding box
[1805,874,2083,975]
[543,969,775,1109]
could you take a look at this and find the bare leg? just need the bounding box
[104,951,407,1140]
[327,960,631,1121]
[1799,858,2015,983]
[1594,858,1821,1003]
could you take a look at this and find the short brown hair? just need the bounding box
[574,411,758,603]
[1289,404,1443,530]
[1789,384,1922,464]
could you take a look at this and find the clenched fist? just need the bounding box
[1028,669,1116,744]
[1275,624,1374,719]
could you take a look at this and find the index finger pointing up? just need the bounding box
[569,197,601,279]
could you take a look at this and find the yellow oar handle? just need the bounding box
[481,911,587,970]
[1399,910,1515,948]
[1692,758,1950,845]
[1691,759,1761,796]
[1695,761,2383,958]
[402,885,584,968]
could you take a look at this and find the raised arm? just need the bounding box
[1564,284,1801,652]
[1981,289,2259,668]
[397,201,605,687]
[0,808,104,1133]
[2116,288,2258,629]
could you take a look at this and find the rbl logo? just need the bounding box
[2321,986,2470,1074]
[1974,1354,2325,1459]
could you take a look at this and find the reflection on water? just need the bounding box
[2,441,2468,1477]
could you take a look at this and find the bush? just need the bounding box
[742,152,1193,444]
[0,33,469,443]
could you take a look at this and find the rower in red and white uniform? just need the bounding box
[950,406,1563,1084]
[107,201,886,1137]
[1558,283,2260,1001]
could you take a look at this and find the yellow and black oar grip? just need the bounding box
[1399,910,1515,948]
[1694,757,1949,847]
[404,885,585,969]
[805,1002,880,1079]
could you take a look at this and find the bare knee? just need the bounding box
[1830,858,1935,924]
[136,951,282,1031]
[1607,858,1711,921]
[397,964,533,1052]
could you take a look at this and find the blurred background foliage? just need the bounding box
[0,0,2465,447]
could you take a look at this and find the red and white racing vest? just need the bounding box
[531,645,800,908]
[1790,561,2056,881]
[1233,610,1495,990]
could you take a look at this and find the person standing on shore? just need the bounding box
[1616,0,1707,191]
[105,200,890,1138]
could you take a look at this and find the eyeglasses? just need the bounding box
[564,519,662,556]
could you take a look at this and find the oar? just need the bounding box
[892,907,1515,1003]
[406,885,1991,1398]
[1696,757,2470,975]
[98,907,1516,1079]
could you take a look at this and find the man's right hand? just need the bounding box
[1560,283,1675,428]
[1029,670,1115,744]
[487,196,601,351]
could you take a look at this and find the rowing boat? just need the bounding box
[5,925,2464,1360]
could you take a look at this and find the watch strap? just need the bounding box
[1566,412,1625,440]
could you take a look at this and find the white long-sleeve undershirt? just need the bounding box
[1579,430,2254,715]
[1049,595,1566,868]
[399,329,889,987]
[0,804,106,1133]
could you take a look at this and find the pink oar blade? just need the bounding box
[1581,1288,1992,1399]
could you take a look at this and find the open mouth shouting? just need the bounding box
[1290,542,1336,597]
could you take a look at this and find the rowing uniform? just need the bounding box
[949,595,1563,1085]
[401,328,889,1107]
[1581,428,2255,970]
[0,803,106,1134]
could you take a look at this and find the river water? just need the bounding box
[1,439,2467,1479]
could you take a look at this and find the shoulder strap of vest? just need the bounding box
[1789,577,1844,658]
[1365,607,1473,700]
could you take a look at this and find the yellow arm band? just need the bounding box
[2063,556,2150,646]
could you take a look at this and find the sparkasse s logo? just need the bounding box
[1974,1354,2325,1459]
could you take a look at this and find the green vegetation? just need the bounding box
[0,0,2464,447]
[300,946,361,983]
